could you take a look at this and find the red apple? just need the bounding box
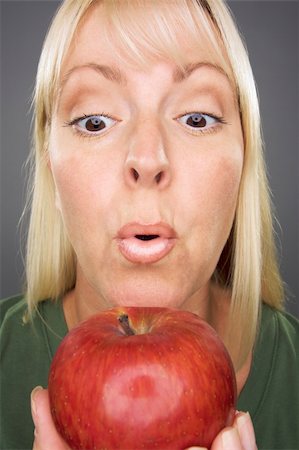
[48,307,236,450]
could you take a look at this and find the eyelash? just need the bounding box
[63,111,227,139]
[176,111,227,135]
[63,113,117,139]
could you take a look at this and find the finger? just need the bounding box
[185,411,257,450]
[32,430,39,450]
[31,386,43,450]
[234,412,257,450]
[209,426,243,450]
[185,447,207,449]
[185,428,242,450]
[31,386,69,450]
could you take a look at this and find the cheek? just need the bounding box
[176,145,243,230]
[49,141,121,223]
[209,152,243,211]
[174,146,243,281]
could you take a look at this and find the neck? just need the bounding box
[63,265,108,330]
[63,272,217,331]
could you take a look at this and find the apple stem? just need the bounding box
[118,314,135,336]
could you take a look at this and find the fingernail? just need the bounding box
[222,427,240,448]
[31,386,43,419]
[236,412,257,450]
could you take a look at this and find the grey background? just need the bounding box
[1,1,298,317]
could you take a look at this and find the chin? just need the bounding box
[104,281,186,310]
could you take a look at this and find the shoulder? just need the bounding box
[260,303,299,356]
[0,294,67,359]
[0,291,67,366]
[236,304,298,449]
[0,295,44,357]
[0,295,57,450]
[0,293,68,395]
[0,294,27,325]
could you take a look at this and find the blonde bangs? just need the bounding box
[100,0,232,79]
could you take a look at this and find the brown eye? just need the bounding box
[85,117,106,131]
[186,113,206,128]
[73,114,117,134]
[177,112,221,131]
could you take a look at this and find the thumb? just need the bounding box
[210,412,257,450]
[31,386,70,450]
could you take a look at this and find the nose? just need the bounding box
[124,119,171,189]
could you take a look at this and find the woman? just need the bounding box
[1,0,298,449]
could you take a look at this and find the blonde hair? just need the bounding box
[25,0,284,369]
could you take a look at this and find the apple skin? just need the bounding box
[48,307,237,450]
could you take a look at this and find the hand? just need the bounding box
[31,388,256,450]
[185,411,257,450]
[31,387,71,450]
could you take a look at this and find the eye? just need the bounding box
[67,114,117,135]
[177,112,223,130]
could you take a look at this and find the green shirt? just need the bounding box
[1,295,298,450]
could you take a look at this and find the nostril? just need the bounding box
[155,172,163,183]
[127,166,169,187]
[131,168,139,181]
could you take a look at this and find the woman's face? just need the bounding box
[49,5,244,311]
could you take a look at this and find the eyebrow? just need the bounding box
[173,61,229,82]
[60,62,125,88]
[59,60,229,92]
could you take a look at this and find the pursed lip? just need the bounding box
[115,222,177,264]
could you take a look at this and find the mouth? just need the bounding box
[116,222,177,264]
[135,234,159,241]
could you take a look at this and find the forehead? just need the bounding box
[61,1,234,84]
